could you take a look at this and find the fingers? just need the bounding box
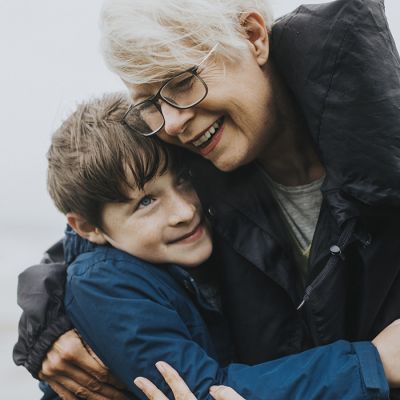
[134,362,244,400]
[84,343,125,389]
[40,329,128,400]
[134,362,197,400]
[134,377,168,400]
[41,330,101,382]
[43,371,128,400]
[155,361,197,400]
[209,386,245,400]
[53,330,110,382]
[47,375,112,400]
[47,380,77,400]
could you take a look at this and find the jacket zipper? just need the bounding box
[297,218,356,310]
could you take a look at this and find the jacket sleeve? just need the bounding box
[13,240,73,379]
[39,381,61,400]
[65,260,389,400]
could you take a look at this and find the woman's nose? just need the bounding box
[161,102,195,138]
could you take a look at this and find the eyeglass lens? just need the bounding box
[161,71,206,107]
[126,72,207,136]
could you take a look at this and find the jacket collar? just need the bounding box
[271,0,400,209]
[190,158,302,304]
[64,225,97,265]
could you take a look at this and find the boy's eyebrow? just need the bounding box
[117,196,140,214]
[124,189,146,205]
[125,194,140,204]
[120,182,144,203]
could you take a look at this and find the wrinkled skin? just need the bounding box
[39,329,128,400]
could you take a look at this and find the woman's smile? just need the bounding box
[192,117,225,156]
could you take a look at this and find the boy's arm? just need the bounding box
[66,259,390,400]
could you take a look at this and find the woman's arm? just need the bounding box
[65,255,390,400]
[135,320,400,400]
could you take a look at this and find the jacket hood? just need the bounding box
[64,225,97,265]
[272,0,400,209]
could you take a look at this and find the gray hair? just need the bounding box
[100,0,273,84]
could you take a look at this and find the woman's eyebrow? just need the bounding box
[132,83,161,103]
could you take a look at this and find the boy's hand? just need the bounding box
[39,329,128,400]
[372,319,400,388]
[134,361,245,399]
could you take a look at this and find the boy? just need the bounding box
[46,92,390,399]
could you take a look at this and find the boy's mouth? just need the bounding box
[168,222,204,245]
[191,117,224,152]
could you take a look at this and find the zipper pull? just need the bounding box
[297,287,312,310]
[296,297,307,311]
[330,244,345,260]
[297,244,344,310]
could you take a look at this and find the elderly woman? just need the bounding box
[14,0,400,399]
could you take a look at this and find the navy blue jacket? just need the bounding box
[63,231,389,400]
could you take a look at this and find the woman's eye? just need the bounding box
[167,74,195,93]
[137,195,155,209]
[175,76,194,90]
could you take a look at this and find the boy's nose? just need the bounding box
[161,102,195,138]
[168,193,196,226]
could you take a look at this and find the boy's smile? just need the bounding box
[99,171,212,268]
[167,222,204,244]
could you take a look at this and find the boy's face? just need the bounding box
[100,171,212,268]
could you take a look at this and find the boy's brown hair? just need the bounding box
[47,92,180,228]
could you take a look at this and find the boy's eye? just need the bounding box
[138,195,155,209]
[176,172,192,188]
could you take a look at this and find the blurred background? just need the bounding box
[1,0,399,398]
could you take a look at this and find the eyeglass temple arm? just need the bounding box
[198,43,219,68]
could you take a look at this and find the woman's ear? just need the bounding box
[66,212,107,245]
[240,11,270,66]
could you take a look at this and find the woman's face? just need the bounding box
[126,47,279,172]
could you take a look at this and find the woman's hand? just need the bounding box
[134,361,245,399]
[39,329,128,400]
[372,319,400,388]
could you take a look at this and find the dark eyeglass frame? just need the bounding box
[123,44,218,137]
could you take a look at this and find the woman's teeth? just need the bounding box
[193,120,221,148]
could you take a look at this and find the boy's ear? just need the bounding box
[66,212,107,245]
[240,11,270,66]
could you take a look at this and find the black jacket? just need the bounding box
[190,0,400,362]
[14,0,400,397]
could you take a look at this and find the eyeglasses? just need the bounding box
[123,44,218,137]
